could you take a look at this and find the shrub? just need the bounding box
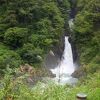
[0,71,99,100]
[4,27,29,48]
[0,44,22,74]
[18,43,43,64]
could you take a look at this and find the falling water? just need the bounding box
[68,19,74,31]
[59,36,74,75]
[50,36,77,85]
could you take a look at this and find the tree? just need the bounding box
[0,44,22,74]
[18,43,43,64]
[4,27,29,48]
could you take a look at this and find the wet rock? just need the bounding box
[44,34,65,69]
[72,67,86,78]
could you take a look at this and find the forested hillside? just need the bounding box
[0,0,70,73]
[0,0,100,100]
[73,0,100,74]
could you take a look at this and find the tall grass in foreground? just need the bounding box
[0,71,100,100]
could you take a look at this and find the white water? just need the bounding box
[50,36,77,85]
[50,18,78,85]
[68,19,74,31]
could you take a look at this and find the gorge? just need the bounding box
[47,0,78,85]
[0,0,99,99]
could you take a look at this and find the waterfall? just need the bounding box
[59,36,74,75]
[50,0,78,85]
[50,36,77,85]
[68,19,74,31]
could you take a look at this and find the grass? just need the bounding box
[0,71,100,100]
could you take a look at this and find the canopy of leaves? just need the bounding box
[4,27,29,48]
[0,43,22,74]
[0,0,70,70]
[73,0,100,73]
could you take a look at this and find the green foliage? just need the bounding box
[0,0,68,70]
[4,27,29,48]
[0,44,22,74]
[74,13,93,34]
[73,0,100,74]
[57,0,70,20]
[0,0,99,99]
[0,70,100,100]
[18,43,43,64]
[36,19,52,35]
[0,24,8,40]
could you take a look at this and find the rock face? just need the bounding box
[15,64,55,86]
[72,66,86,78]
[69,0,77,18]
[44,34,65,69]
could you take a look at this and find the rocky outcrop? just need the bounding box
[72,66,86,78]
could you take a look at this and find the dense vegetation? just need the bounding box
[0,0,70,72]
[0,0,100,99]
[73,0,100,74]
[0,69,99,100]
